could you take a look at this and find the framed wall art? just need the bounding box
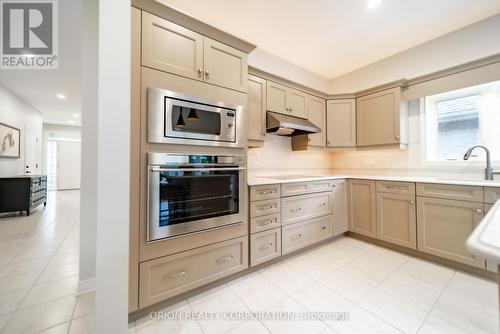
[0,122,21,158]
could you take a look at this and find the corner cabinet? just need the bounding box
[326,99,356,148]
[266,81,307,119]
[247,75,267,146]
[306,95,326,147]
[356,87,408,148]
[348,179,376,237]
[142,12,247,92]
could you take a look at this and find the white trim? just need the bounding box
[77,277,96,295]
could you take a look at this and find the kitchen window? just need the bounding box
[423,80,500,163]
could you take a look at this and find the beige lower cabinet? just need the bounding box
[417,197,485,268]
[332,180,348,236]
[281,191,332,226]
[282,215,332,254]
[250,228,281,266]
[348,179,377,237]
[139,236,248,307]
[376,192,416,249]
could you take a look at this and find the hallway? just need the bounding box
[0,191,94,333]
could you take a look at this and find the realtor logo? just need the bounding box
[0,0,58,69]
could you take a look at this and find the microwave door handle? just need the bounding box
[150,167,246,172]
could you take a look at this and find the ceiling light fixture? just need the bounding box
[187,108,199,121]
[73,113,79,117]
[57,94,66,100]
[366,0,381,10]
[175,113,187,129]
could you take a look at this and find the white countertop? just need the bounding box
[467,201,500,265]
[247,174,500,187]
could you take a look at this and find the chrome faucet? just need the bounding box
[463,145,500,180]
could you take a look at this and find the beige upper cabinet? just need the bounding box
[348,180,377,238]
[327,99,356,148]
[417,196,485,268]
[247,75,267,145]
[142,12,204,81]
[332,180,348,236]
[203,37,248,92]
[376,192,416,249]
[287,89,308,119]
[142,12,248,92]
[356,87,407,147]
[306,95,326,147]
[266,81,308,119]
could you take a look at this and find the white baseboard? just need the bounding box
[77,277,96,295]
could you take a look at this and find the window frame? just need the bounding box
[420,82,500,167]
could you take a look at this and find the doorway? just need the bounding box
[46,140,82,191]
[24,128,39,175]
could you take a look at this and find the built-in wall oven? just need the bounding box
[147,153,246,242]
[148,88,244,148]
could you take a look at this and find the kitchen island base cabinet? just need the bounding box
[139,237,248,308]
[417,197,484,268]
[348,180,377,238]
[282,216,332,255]
[376,192,416,249]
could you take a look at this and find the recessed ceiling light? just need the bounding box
[57,94,66,100]
[366,0,381,10]
[68,120,75,124]
[73,113,79,117]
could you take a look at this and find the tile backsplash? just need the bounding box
[247,135,333,176]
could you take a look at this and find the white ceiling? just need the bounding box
[0,0,82,126]
[158,0,500,78]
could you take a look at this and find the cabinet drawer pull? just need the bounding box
[259,219,275,227]
[259,243,273,251]
[291,233,302,241]
[259,205,274,211]
[216,255,234,264]
[291,207,301,213]
[259,190,274,195]
[317,226,327,232]
[164,270,187,280]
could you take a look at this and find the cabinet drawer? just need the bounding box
[250,184,281,201]
[282,216,332,255]
[250,213,281,234]
[282,192,332,226]
[282,180,332,197]
[250,228,281,266]
[484,187,500,204]
[416,183,483,202]
[376,181,415,196]
[250,198,281,218]
[139,237,248,307]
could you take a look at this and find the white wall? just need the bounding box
[0,85,43,177]
[247,135,333,176]
[329,14,500,94]
[249,48,331,93]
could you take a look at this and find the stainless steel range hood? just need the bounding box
[266,112,321,136]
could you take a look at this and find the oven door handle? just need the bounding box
[150,167,246,172]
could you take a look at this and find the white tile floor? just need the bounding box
[0,191,498,334]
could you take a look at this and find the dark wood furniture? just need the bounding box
[0,176,47,216]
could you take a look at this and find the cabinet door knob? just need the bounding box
[198,68,202,75]
[409,200,414,204]
[395,135,400,140]
[475,208,483,214]
[205,69,210,76]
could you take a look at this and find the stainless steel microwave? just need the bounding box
[148,88,244,148]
